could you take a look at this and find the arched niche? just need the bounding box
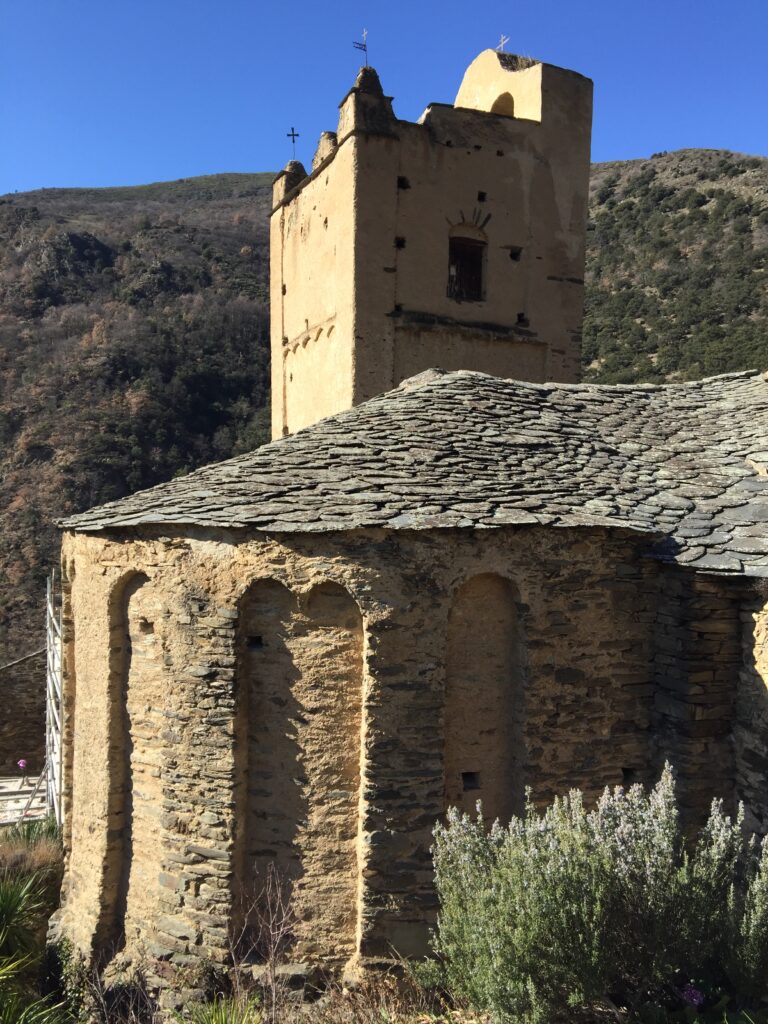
[236,578,303,895]
[444,573,526,824]
[490,91,515,117]
[96,572,165,952]
[235,578,364,966]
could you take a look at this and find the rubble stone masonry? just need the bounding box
[54,523,768,985]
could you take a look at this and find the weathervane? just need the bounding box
[497,33,510,52]
[353,27,369,64]
[287,126,300,159]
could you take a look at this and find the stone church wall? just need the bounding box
[652,573,745,826]
[735,591,768,832]
[54,523,762,987]
[234,578,364,964]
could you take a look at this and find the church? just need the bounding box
[53,51,768,990]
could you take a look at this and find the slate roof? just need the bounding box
[62,368,768,577]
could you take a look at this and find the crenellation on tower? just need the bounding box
[271,158,308,206]
[336,65,397,140]
[270,51,593,438]
[312,130,338,170]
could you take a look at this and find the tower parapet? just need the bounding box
[270,51,593,438]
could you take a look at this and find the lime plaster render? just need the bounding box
[269,52,592,438]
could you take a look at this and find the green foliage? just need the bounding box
[175,994,263,1024]
[2,819,61,849]
[0,948,29,987]
[0,991,72,1023]
[584,150,768,383]
[0,872,71,1024]
[0,173,273,718]
[430,766,768,1023]
[0,872,45,961]
[45,940,89,1024]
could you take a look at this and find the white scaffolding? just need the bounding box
[45,571,63,825]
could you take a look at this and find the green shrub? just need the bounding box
[0,872,71,1023]
[727,837,768,1001]
[2,819,61,848]
[430,766,768,1022]
[0,991,72,1023]
[175,994,263,1023]
[0,872,46,961]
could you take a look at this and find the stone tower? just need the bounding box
[270,50,593,438]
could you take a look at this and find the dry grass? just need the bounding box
[43,864,484,1023]
[81,969,486,1024]
[295,976,485,1023]
[0,836,62,879]
[0,817,63,928]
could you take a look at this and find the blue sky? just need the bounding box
[1,0,766,195]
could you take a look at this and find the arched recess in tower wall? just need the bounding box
[444,574,526,823]
[236,578,364,965]
[96,573,164,952]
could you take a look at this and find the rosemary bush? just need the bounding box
[431,766,768,1022]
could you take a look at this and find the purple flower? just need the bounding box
[17,759,27,771]
[681,983,704,1008]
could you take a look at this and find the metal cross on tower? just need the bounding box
[287,127,300,159]
[497,33,510,52]
[353,27,369,64]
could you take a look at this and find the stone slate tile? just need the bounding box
[60,368,768,577]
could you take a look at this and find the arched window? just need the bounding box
[490,92,515,117]
[444,574,526,823]
[448,225,487,302]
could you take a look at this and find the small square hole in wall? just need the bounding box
[477,190,487,202]
[508,246,522,262]
[397,176,411,190]
[496,149,504,157]
[282,283,287,294]
[247,635,264,650]
[138,618,154,635]
[517,312,529,327]
[395,236,406,249]
[461,771,481,792]
[622,767,638,786]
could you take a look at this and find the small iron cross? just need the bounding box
[287,127,300,158]
[497,33,510,52]
[353,27,369,63]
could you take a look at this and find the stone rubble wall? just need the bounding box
[54,524,766,990]
[652,573,745,825]
[735,590,768,832]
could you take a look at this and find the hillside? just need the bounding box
[585,149,768,382]
[0,174,274,767]
[0,150,766,768]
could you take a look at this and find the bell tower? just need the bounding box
[270,51,593,439]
